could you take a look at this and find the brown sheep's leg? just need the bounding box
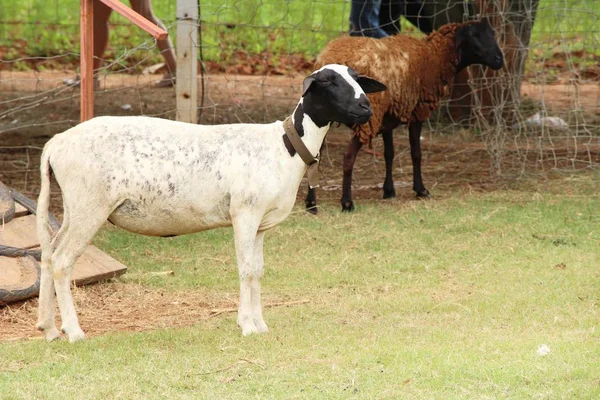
[381,115,401,199]
[305,185,317,214]
[409,121,430,198]
[382,128,396,199]
[341,135,363,212]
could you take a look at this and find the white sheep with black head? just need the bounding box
[35,64,386,342]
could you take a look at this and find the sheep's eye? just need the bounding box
[317,79,332,86]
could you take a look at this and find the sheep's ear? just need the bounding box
[356,76,387,94]
[480,17,493,28]
[302,75,316,97]
[455,21,486,50]
[454,25,469,50]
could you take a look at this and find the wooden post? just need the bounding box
[176,0,198,123]
[79,0,169,122]
[80,0,94,122]
[98,0,168,40]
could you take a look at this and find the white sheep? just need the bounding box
[35,64,386,342]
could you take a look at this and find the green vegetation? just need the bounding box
[1,174,599,398]
[528,0,600,77]
[0,0,597,72]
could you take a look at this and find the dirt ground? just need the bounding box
[0,280,307,341]
[1,71,599,341]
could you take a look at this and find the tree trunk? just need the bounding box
[448,0,540,125]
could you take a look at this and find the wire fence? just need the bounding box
[0,0,599,200]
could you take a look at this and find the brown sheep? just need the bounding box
[305,20,504,212]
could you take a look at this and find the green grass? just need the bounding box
[1,0,598,72]
[0,0,352,71]
[528,0,600,76]
[1,174,599,399]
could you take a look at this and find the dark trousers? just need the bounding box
[349,0,402,38]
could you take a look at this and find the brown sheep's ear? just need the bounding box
[302,75,316,97]
[356,76,387,94]
[480,17,494,29]
[454,24,469,50]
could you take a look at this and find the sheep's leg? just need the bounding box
[409,121,430,198]
[52,208,110,342]
[381,115,401,199]
[250,231,268,333]
[305,185,318,215]
[36,201,71,341]
[232,213,262,336]
[341,135,363,212]
[305,141,325,215]
[382,128,396,199]
[37,256,61,341]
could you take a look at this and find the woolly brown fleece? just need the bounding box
[316,21,477,143]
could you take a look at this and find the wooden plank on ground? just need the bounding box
[71,245,127,286]
[0,256,38,289]
[0,247,126,289]
[0,213,127,302]
[0,214,39,249]
[0,257,35,289]
[13,203,29,218]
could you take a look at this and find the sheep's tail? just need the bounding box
[37,148,54,259]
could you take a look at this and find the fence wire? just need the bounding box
[0,0,598,199]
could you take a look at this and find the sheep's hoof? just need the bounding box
[382,188,396,199]
[254,319,269,334]
[341,201,355,212]
[38,325,61,342]
[61,326,86,343]
[238,315,259,336]
[68,331,86,343]
[241,324,259,336]
[416,190,431,199]
[305,201,318,215]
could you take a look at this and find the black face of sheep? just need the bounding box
[456,20,504,71]
[301,65,387,127]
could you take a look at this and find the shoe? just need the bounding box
[155,71,175,88]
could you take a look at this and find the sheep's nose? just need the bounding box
[358,98,370,112]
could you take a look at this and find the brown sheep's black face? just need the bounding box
[456,20,504,71]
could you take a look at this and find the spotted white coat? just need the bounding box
[35,64,386,341]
